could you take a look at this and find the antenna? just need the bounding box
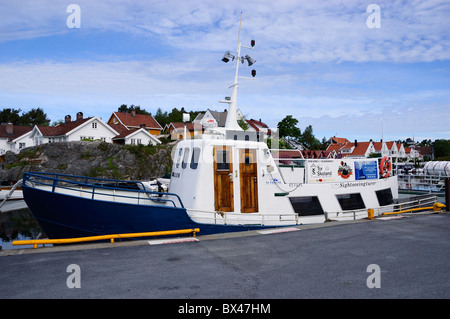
[220,12,257,130]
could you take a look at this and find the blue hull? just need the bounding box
[22,185,268,240]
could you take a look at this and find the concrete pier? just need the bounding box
[0,213,449,299]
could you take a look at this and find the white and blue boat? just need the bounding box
[21,16,410,240]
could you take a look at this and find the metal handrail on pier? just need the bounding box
[13,228,200,249]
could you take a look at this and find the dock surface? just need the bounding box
[0,213,449,299]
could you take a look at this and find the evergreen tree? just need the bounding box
[20,107,50,126]
[300,125,321,150]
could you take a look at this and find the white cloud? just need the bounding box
[0,0,449,141]
[1,0,449,63]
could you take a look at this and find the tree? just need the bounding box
[300,125,321,150]
[0,108,22,124]
[238,118,249,130]
[434,139,450,160]
[20,107,50,126]
[117,104,151,115]
[277,115,301,140]
[0,107,50,126]
[154,108,169,127]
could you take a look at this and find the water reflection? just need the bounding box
[0,207,46,250]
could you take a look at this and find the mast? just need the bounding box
[221,12,256,131]
[224,12,243,130]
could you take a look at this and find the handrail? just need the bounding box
[327,194,439,220]
[23,172,185,208]
[13,228,200,249]
[381,203,446,216]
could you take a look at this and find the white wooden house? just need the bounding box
[0,123,33,154]
[193,109,244,128]
[30,113,119,145]
[112,127,161,145]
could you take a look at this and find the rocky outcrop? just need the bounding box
[0,141,175,183]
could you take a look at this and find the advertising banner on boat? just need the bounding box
[307,160,336,183]
[354,160,378,180]
[307,159,355,183]
[307,159,378,183]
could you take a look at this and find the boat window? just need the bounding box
[176,148,183,168]
[375,188,394,206]
[216,150,230,171]
[182,148,190,169]
[336,193,365,210]
[190,147,201,169]
[289,196,324,216]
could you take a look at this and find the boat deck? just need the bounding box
[1,211,448,299]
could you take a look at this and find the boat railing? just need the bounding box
[187,208,301,226]
[326,194,438,220]
[23,172,185,209]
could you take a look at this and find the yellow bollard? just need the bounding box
[433,202,446,212]
[367,209,375,220]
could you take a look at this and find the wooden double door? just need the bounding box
[213,147,258,213]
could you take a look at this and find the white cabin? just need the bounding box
[168,129,398,226]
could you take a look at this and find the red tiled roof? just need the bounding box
[350,142,372,156]
[330,136,350,145]
[326,144,343,152]
[327,141,373,157]
[372,142,382,151]
[0,124,32,140]
[246,119,272,135]
[112,112,162,130]
[108,122,129,135]
[111,130,136,140]
[166,122,202,131]
[274,149,302,158]
[385,141,395,149]
[36,117,91,136]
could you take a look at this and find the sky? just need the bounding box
[0,0,449,142]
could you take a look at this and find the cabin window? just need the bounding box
[336,193,365,210]
[190,147,201,170]
[216,150,230,171]
[182,147,190,169]
[289,196,324,216]
[176,148,183,168]
[375,188,394,206]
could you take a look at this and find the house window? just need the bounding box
[92,122,97,129]
[137,139,142,145]
[131,139,136,145]
[19,143,26,149]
